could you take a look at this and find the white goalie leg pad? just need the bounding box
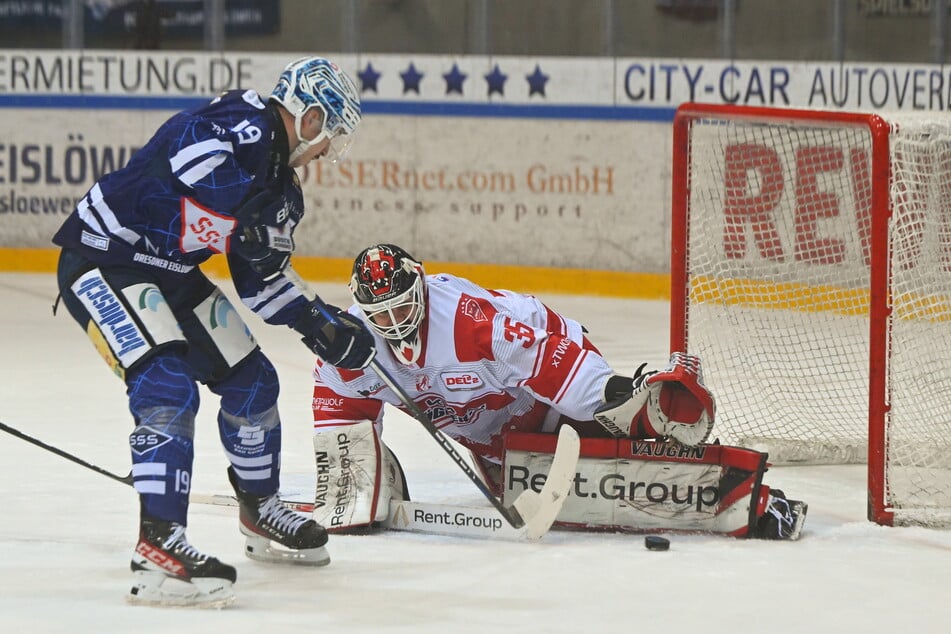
[312,420,407,532]
[127,571,236,609]
[502,433,780,537]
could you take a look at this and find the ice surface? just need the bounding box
[1,272,949,633]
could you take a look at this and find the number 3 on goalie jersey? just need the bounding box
[503,317,535,347]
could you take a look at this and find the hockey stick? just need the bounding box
[188,495,557,541]
[311,298,579,535]
[0,419,311,514]
[368,357,580,537]
[366,358,534,529]
[359,364,580,541]
[0,419,133,485]
[2,417,578,540]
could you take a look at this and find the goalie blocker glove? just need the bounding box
[594,352,715,446]
[294,301,376,370]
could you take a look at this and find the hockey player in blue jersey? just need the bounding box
[51,57,374,607]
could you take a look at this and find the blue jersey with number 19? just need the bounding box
[53,89,312,326]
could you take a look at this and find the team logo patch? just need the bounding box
[210,293,237,329]
[180,197,236,253]
[459,295,488,322]
[441,371,484,391]
[138,287,167,312]
[129,427,173,456]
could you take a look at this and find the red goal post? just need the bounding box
[670,103,951,527]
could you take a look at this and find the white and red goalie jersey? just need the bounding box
[310,273,806,540]
[312,273,614,463]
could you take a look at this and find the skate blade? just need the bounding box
[786,501,808,541]
[244,535,331,566]
[127,571,236,608]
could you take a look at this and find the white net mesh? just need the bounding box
[676,108,951,526]
[884,120,951,524]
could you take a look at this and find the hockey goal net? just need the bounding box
[671,103,951,526]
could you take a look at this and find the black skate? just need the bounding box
[228,467,330,566]
[753,489,808,541]
[128,516,236,608]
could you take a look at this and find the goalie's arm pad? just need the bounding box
[593,353,715,446]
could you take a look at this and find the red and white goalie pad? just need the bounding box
[312,420,408,532]
[501,432,771,537]
[595,352,715,446]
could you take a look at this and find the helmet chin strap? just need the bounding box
[288,131,329,165]
[288,113,330,165]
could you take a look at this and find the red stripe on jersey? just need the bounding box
[582,335,602,355]
[553,350,588,403]
[312,384,382,423]
[448,399,550,462]
[544,303,567,336]
[520,332,548,388]
[524,335,585,401]
[454,293,498,362]
[336,367,367,382]
[316,358,367,382]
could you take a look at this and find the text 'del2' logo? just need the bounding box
[441,371,484,391]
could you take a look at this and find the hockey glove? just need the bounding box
[231,189,294,282]
[594,352,715,446]
[295,302,376,370]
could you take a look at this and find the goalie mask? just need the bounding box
[350,244,426,365]
[270,56,361,165]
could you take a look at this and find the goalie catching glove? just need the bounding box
[594,352,714,446]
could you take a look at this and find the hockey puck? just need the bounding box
[644,535,670,551]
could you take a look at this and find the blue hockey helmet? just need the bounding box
[270,56,361,163]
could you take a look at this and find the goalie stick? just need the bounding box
[191,463,578,542]
[1,417,578,541]
[369,357,580,537]
[311,299,581,537]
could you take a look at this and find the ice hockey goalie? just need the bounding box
[309,243,807,541]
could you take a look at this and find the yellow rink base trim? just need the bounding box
[690,275,951,321]
[0,248,671,300]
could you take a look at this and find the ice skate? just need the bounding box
[754,489,808,541]
[229,467,331,566]
[128,516,236,608]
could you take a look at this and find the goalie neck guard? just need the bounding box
[350,244,426,365]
